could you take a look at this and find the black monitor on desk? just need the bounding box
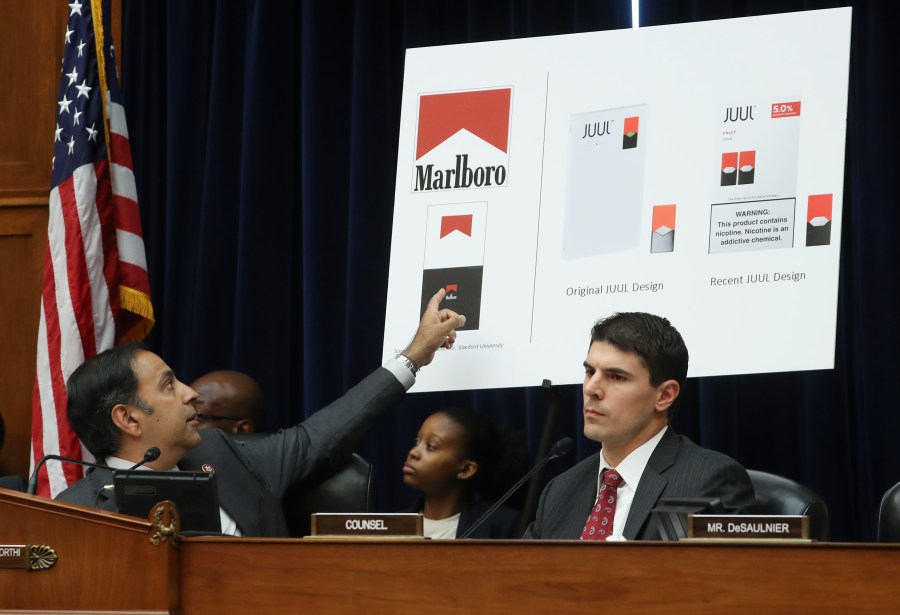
[114,470,222,533]
[650,497,724,541]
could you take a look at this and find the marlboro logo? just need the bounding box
[413,88,511,192]
[440,214,473,238]
[445,284,458,299]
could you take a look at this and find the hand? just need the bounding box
[402,288,466,368]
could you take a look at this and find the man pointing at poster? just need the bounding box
[55,289,464,537]
[524,312,754,540]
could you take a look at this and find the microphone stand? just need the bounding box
[516,379,562,536]
[28,447,162,496]
[460,437,572,539]
[26,455,108,496]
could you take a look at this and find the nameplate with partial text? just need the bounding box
[688,515,808,540]
[0,544,57,570]
[309,513,423,538]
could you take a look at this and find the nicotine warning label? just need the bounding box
[708,198,795,253]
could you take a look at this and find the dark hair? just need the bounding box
[438,408,504,496]
[590,312,689,389]
[66,342,149,459]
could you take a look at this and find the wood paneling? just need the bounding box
[3,490,900,613]
[0,490,179,613]
[0,205,47,479]
[0,0,61,479]
[179,539,900,614]
[0,1,64,200]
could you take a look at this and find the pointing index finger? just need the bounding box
[426,288,446,312]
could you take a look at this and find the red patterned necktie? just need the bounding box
[581,469,623,541]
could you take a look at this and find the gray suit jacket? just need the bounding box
[55,367,404,537]
[523,428,755,540]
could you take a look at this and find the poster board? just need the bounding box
[384,9,852,392]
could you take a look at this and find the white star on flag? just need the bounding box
[66,67,78,85]
[58,95,72,114]
[68,1,83,16]
[66,136,75,154]
[73,109,82,126]
[85,123,98,142]
[75,80,92,99]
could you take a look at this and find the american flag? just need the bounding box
[31,0,154,497]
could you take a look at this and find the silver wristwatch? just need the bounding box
[395,353,420,375]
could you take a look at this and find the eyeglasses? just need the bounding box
[195,412,248,423]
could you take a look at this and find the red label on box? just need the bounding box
[771,101,801,118]
[808,193,833,222]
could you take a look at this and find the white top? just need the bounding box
[106,455,242,537]
[594,425,668,541]
[423,513,461,540]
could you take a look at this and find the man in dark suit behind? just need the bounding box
[191,370,265,434]
[524,312,754,541]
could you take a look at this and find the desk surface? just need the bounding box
[180,538,900,614]
[3,489,899,614]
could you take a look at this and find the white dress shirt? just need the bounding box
[594,425,668,541]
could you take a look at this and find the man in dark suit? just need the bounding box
[55,289,464,536]
[524,312,754,540]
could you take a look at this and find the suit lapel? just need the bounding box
[623,428,678,540]
[86,466,117,511]
[560,455,602,538]
[181,432,264,536]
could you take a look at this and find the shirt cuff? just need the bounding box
[383,356,416,391]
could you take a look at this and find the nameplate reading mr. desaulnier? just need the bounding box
[689,515,808,540]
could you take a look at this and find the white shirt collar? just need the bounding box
[105,455,178,472]
[597,424,668,495]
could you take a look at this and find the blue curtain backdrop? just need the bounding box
[120,0,897,541]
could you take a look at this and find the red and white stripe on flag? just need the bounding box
[31,0,154,497]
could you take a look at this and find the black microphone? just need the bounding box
[127,447,161,470]
[459,436,573,539]
[27,454,109,496]
[28,447,163,496]
[107,447,164,492]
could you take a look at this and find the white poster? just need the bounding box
[383,9,852,392]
